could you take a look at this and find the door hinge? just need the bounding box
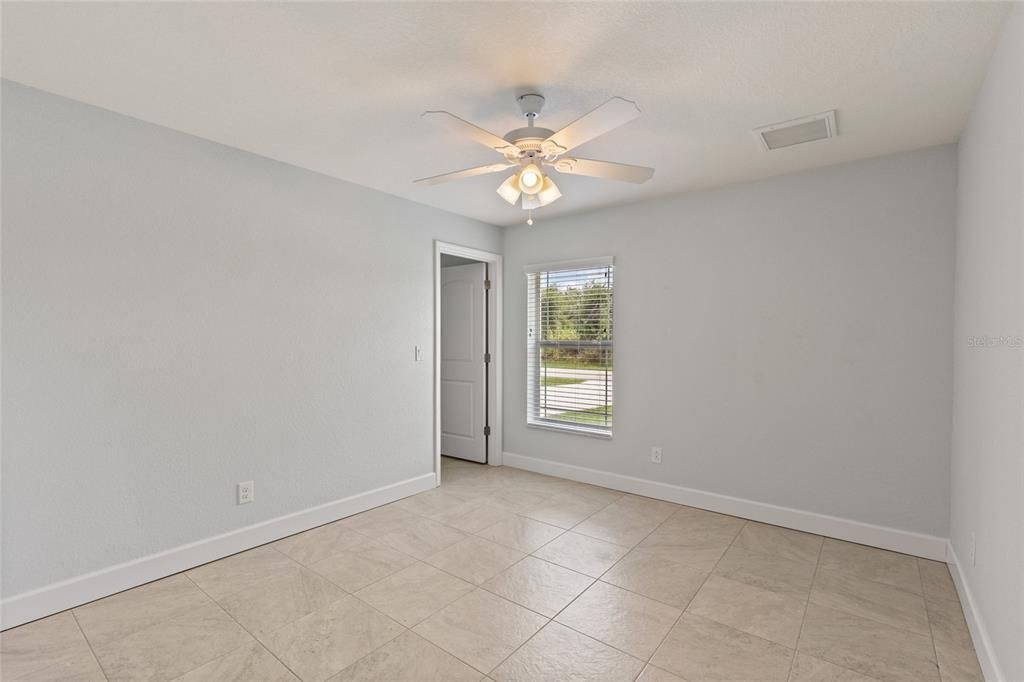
[484,425,491,437]
[484,278,492,290]
[484,352,491,364]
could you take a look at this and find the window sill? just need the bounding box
[527,420,612,440]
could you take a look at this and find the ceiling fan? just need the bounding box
[414,94,654,223]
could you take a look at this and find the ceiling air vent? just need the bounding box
[753,110,837,151]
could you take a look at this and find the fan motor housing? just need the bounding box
[505,94,554,154]
[503,127,556,152]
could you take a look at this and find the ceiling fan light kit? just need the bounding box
[537,176,562,204]
[414,93,654,224]
[496,173,522,205]
[518,163,544,194]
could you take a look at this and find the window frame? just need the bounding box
[525,257,614,439]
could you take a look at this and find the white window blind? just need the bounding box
[526,258,613,436]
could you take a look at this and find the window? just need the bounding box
[526,258,613,436]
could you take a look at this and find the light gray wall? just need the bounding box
[0,81,501,598]
[503,145,956,537]
[950,6,1023,681]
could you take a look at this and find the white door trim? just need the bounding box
[434,241,503,484]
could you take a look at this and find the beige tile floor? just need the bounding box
[1,458,984,682]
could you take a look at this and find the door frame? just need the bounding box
[434,241,503,485]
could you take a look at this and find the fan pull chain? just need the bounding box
[527,210,534,226]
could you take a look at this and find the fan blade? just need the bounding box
[540,97,641,156]
[422,111,520,158]
[414,162,517,186]
[550,157,654,184]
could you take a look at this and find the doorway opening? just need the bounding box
[434,242,502,485]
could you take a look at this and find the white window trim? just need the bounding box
[526,419,613,439]
[525,256,614,438]
[523,256,614,274]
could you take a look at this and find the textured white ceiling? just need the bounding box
[1,2,1010,226]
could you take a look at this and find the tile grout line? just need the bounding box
[639,516,748,679]
[919,558,946,680]
[360,472,621,599]
[476,553,596,619]
[418,586,551,678]
[454,490,668,677]
[11,563,209,635]
[715,532,925,682]
[318,571,469,680]
[806,552,941,647]
[815,538,937,598]
[336,477,586,677]
[68,576,257,682]
[786,535,824,682]
[533,499,708,675]
[347,491,571,617]
[181,571,308,682]
[320,550,418,596]
[326,492,548,682]
[587,513,678,582]
[795,544,927,682]
[558,491,669,550]
[487,545,630,674]
[69,609,111,682]
[248,546,466,679]
[611,504,727,682]
[466,519,567,556]
[419,468,621,528]
[481,493,789,675]
[347,559,473,627]
[574,504,952,674]
[340,546,562,677]
[206,556,443,680]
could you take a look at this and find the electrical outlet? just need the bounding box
[237,480,254,505]
[651,447,663,464]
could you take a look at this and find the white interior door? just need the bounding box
[441,262,487,462]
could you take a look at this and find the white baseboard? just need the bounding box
[502,452,948,561]
[947,543,1005,682]
[0,473,437,630]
